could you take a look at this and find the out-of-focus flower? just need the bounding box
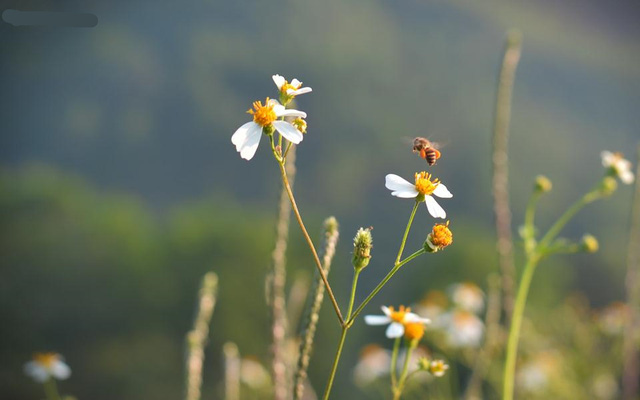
[414,290,449,322]
[442,310,484,348]
[449,282,484,313]
[365,305,430,339]
[240,357,270,390]
[404,322,426,342]
[595,301,629,335]
[397,346,430,376]
[353,344,391,387]
[425,221,453,252]
[231,98,306,160]
[428,360,449,377]
[516,352,559,393]
[24,353,71,383]
[601,151,634,184]
[534,175,552,193]
[385,172,452,219]
[272,74,312,103]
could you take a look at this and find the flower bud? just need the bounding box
[598,177,618,196]
[534,175,552,193]
[417,356,431,371]
[429,360,449,377]
[263,124,275,136]
[425,221,453,253]
[403,322,425,342]
[352,227,373,271]
[580,234,599,253]
[292,118,307,134]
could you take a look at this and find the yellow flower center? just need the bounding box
[247,98,277,127]
[414,172,439,195]
[403,322,425,341]
[429,360,448,376]
[280,81,301,94]
[34,353,59,368]
[388,305,410,323]
[430,221,453,248]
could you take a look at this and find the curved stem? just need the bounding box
[277,160,344,325]
[538,190,600,249]
[322,270,361,400]
[396,202,419,265]
[502,256,538,400]
[348,249,425,326]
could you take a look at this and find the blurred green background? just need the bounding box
[1,0,638,398]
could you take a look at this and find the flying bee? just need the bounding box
[412,137,441,166]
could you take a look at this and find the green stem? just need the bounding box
[43,378,61,400]
[502,255,539,400]
[394,341,417,400]
[396,202,420,265]
[322,270,361,400]
[390,337,401,388]
[277,160,344,325]
[348,249,425,326]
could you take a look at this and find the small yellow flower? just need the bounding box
[403,322,426,341]
[425,221,453,252]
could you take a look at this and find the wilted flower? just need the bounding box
[231,98,306,160]
[272,74,312,104]
[449,282,484,313]
[425,221,453,252]
[385,172,452,219]
[442,310,484,348]
[364,305,430,338]
[353,344,391,387]
[24,353,71,383]
[601,151,634,184]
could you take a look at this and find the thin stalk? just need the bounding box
[396,202,419,265]
[348,249,425,326]
[394,341,417,400]
[277,160,344,325]
[269,146,297,400]
[491,30,522,325]
[322,270,361,400]
[293,217,340,400]
[43,379,61,400]
[390,337,401,388]
[502,256,539,400]
[622,144,640,400]
[538,190,600,249]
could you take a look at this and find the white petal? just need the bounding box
[274,106,307,118]
[273,121,304,144]
[239,126,263,160]
[425,196,446,219]
[391,189,419,198]
[386,322,404,338]
[406,313,431,324]
[272,74,285,89]
[620,170,635,184]
[231,121,257,150]
[385,174,414,191]
[291,78,301,87]
[433,183,453,198]
[381,305,392,316]
[364,315,392,325]
[24,362,49,383]
[287,87,312,96]
[50,360,71,380]
[601,151,614,167]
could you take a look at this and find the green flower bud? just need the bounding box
[534,175,552,193]
[598,177,618,196]
[580,234,599,253]
[352,227,373,271]
[263,124,275,136]
[417,356,431,371]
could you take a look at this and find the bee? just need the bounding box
[412,137,441,166]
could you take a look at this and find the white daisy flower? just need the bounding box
[231,98,306,160]
[449,282,485,314]
[441,310,484,348]
[24,353,71,383]
[272,74,312,98]
[364,305,430,339]
[601,151,634,184]
[353,344,391,387]
[385,172,453,219]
